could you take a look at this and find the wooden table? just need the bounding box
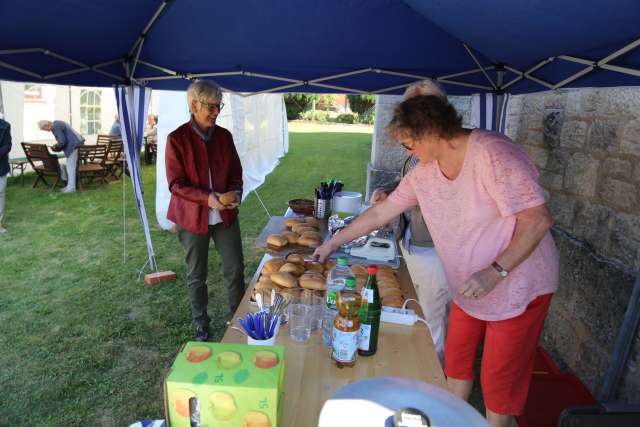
[221,254,446,427]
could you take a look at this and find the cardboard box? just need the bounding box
[164,341,285,427]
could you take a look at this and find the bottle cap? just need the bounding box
[345,276,356,288]
[367,265,378,274]
[337,256,349,266]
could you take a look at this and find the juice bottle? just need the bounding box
[323,256,353,347]
[332,277,361,368]
[358,265,381,356]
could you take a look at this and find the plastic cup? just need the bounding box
[288,304,312,342]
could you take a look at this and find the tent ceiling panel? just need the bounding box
[1,0,639,94]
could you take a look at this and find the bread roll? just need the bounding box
[262,258,285,274]
[282,231,299,245]
[305,261,324,274]
[292,223,317,234]
[285,218,304,229]
[324,260,336,272]
[267,234,288,248]
[379,287,403,299]
[218,191,238,207]
[300,272,326,291]
[279,262,305,276]
[286,253,306,265]
[270,271,298,288]
[300,230,323,241]
[298,235,321,248]
[383,296,404,308]
[351,264,368,276]
[304,217,321,227]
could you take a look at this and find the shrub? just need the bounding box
[347,94,376,115]
[284,93,318,120]
[356,112,374,125]
[336,113,356,124]
[301,110,330,122]
[315,94,337,111]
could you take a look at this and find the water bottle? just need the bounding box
[322,256,354,347]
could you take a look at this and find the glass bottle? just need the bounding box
[323,256,353,347]
[332,276,361,368]
[358,265,381,356]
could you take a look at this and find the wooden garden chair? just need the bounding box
[76,144,108,190]
[105,138,125,180]
[21,142,64,191]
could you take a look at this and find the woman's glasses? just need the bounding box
[400,141,415,151]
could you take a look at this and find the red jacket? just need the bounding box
[166,122,243,234]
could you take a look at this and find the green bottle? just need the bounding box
[358,265,381,356]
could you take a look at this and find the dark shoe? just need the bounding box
[195,325,210,342]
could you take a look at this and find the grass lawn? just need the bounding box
[0,123,372,426]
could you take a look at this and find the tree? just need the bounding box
[347,94,376,115]
[284,93,318,120]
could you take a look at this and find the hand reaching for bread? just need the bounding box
[312,241,335,263]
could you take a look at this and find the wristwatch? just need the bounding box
[491,261,509,278]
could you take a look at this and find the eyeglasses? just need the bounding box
[199,101,224,112]
[400,141,415,151]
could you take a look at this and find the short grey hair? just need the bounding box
[38,120,52,129]
[403,79,446,100]
[187,80,223,113]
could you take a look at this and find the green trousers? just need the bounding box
[177,220,246,327]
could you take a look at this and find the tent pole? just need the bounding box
[495,66,505,131]
[463,43,496,90]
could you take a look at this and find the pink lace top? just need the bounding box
[388,129,559,321]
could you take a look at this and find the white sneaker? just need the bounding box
[61,187,76,193]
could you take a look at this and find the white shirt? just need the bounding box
[208,170,222,226]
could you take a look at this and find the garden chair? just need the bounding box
[96,134,112,145]
[76,144,108,190]
[105,138,125,180]
[21,142,64,191]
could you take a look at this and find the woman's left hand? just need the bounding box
[459,267,501,299]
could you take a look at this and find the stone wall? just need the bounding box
[368,88,640,402]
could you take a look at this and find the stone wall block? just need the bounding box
[560,120,588,150]
[543,108,565,149]
[601,157,632,180]
[598,178,638,212]
[523,144,549,170]
[564,90,582,115]
[620,118,640,157]
[546,148,571,175]
[573,202,613,253]
[581,88,604,113]
[563,152,600,197]
[618,334,640,403]
[548,193,576,228]
[608,230,640,268]
[541,305,581,367]
[539,171,564,192]
[595,87,640,118]
[634,165,640,184]
[544,91,568,109]
[588,119,621,154]
[521,96,544,128]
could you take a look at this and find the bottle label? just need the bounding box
[332,328,358,362]
[359,323,371,351]
[326,291,337,309]
[361,288,374,303]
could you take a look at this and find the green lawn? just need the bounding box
[0,125,372,426]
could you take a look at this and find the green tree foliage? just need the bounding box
[347,94,376,115]
[284,93,318,120]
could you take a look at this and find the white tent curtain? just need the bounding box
[115,85,157,272]
[155,92,288,231]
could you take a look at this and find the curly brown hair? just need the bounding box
[386,95,462,141]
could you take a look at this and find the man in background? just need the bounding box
[38,120,85,193]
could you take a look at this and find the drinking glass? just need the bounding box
[288,303,312,342]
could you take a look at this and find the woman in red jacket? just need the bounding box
[165,80,245,341]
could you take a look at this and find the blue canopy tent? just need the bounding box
[1,0,639,413]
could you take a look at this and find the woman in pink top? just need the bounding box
[314,95,558,427]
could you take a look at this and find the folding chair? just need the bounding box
[21,142,64,191]
[96,134,112,145]
[76,145,108,190]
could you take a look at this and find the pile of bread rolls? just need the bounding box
[253,253,336,300]
[266,216,324,249]
[351,264,404,308]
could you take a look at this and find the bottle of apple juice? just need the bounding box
[331,277,361,368]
